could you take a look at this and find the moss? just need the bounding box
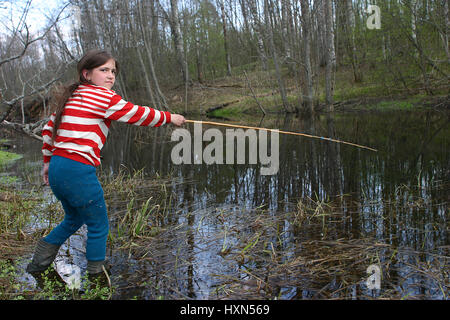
[367,98,424,110]
[0,175,19,185]
[209,106,242,118]
[0,150,22,167]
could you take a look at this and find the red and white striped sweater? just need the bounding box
[42,84,172,166]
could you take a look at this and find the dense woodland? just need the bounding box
[0,0,449,132]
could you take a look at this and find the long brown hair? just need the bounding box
[51,50,120,143]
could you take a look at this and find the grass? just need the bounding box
[101,168,176,242]
[167,61,448,116]
[209,105,245,118]
[205,193,448,299]
[0,261,113,300]
[365,97,427,110]
[0,150,22,167]
[0,176,42,237]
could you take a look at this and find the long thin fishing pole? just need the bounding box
[185,119,377,152]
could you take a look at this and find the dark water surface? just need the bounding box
[9,108,449,299]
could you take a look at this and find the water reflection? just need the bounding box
[103,110,448,212]
[96,109,448,299]
[11,108,449,299]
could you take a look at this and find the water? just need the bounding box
[7,108,449,299]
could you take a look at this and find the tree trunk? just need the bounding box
[300,0,314,113]
[79,0,99,50]
[345,0,362,82]
[139,0,168,109]
[265,0,290,112]
[411,0,418,58]
[166,0,188,85]
[316,0,327,67]
[249,0,268,70]
[281,0,292,60]
[219,0,232,76]
[124,0,156,107]
[194,29,204,84]
[442,0,449,60]
[324,0,336,110]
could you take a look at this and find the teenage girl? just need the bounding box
[27,50,185,277]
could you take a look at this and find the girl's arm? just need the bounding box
[105,95,182,127]
[168,114,186,126]
[41,114,55,185]
[42,162,50,185]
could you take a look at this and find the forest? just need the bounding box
[0,0,449,136]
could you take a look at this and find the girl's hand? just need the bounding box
[171,114,186,127]
[42,163,50,186]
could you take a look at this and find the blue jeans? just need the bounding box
[44,155,109,262]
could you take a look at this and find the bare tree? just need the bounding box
[138,0,169,109]
[0,2,74,139]
[248,0,268,70]
[76,0,100,50]
[0,2,69,68]
[300,0,314,113]
[124,0,158,108]
[218,0,232,76]
[344,0,362,82]
[264,0,290,112]
[443,0,449,60]
[324,0,336,110]
[158,0,189,85]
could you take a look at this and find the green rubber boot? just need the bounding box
[26,238,61,273]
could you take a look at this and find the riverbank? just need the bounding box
[165,65,449,117]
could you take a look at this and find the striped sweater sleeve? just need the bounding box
[105,94,171,127]
[42,113,56,163]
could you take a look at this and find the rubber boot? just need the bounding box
[86,260,111,287]
[31,268,66,291]
[26,238,61,273]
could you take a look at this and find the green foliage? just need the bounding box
[370,100,415,110]
[0,150,22,167]
[0,260,114,300]
[0,260,26,300]
[79,274,113,300]
[0,186,39,235]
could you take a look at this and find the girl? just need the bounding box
[27,50,185,278]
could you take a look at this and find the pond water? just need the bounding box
[7,108,449,299]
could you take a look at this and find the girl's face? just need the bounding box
[82,59,117,90]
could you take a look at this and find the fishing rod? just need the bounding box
[185,119,378,152]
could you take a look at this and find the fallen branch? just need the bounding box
[205,99,242,113]
[1,119,47,142]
